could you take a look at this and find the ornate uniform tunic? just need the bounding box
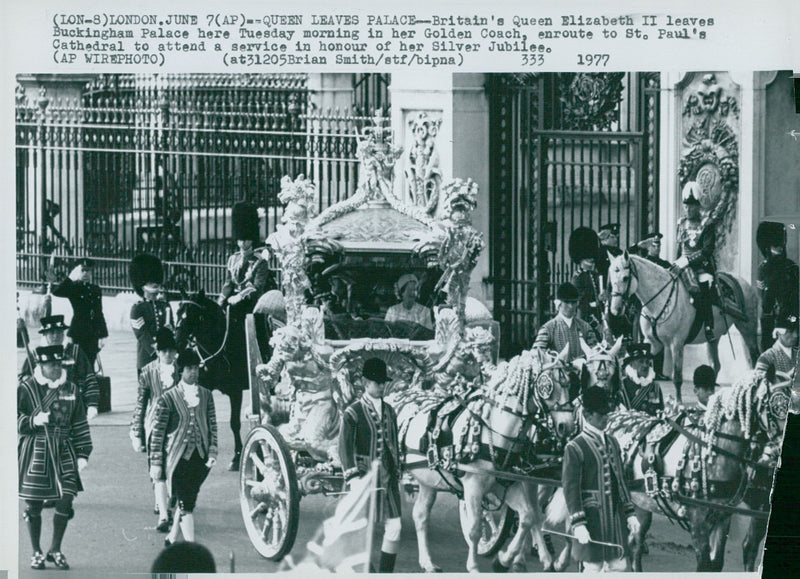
[572,269,603,331]
[622,375,664,416]
[676,216,716,280]
[755,341,797,377]
[533,315,599,362]
[562,426,635,564]
[52,278,108,363]
[220,251,273,305]
[20,342,100,410]
[339,395,402,521]
[130,299,174,371]
[130,359,179,452]
[18,373,93,500]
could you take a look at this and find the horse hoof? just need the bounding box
[228,452,241,472]
[419,564,442,573]
[492,557,510,573]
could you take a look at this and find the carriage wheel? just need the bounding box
[239,425,300,561]
[458,499,515,557]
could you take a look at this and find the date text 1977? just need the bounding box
[577,53,610,66]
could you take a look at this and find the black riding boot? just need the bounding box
[378,551,397,573]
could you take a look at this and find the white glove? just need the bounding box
[674,256,689,270]
[228,294,242,306]
[77,458,88,472]
[69,265,83,281]
[87,406,98,421]
[627,515,641,536]
[573,524,591,545]
[150,466,162,481]
[205,457,217,468]
[131,437,144,453]
[32,411,50,426]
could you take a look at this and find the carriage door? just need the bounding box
[488,73,661,358]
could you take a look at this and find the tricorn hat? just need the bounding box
[569,227,600,262]
[129,254,164,297]
[39,315,69,334]
[775,313,799,333]
[36,344,65,363]
[623,342,652,365]
[582,386,613,415]
[556,282,580,302]
[232,201,260,244]
[756,221,786,258]
[155,327,178,352]
[363,357,389,384]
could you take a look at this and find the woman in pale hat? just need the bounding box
[384,273,433,330]
[150,349,218,546]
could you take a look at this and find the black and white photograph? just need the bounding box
[5,1,800,577]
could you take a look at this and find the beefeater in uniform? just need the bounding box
[339,357,402,573]
[756,221,800,352]
[18,345,93,571]
[130,253,174,375]
[562,386,639,572]
[19,315,100,421]
[755,314,798,380]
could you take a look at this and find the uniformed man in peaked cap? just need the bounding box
[130,254,174,375]
[217,201,275,471]
[673,182,717,344]
[570,227,605,334]
[757,221,800,352]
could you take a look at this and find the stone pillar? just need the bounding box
[389,72,491,303]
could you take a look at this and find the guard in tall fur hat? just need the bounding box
[217,201,276,471]
[339,358,402,573]
[51,257,108,366]
[130,254,174,374]
[570,227,605,334]
[562,386,639,572]
[621,343,664,416]
[756,221,799,352]
[18,344,93,570]
[673,182,717,344]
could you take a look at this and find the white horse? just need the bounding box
[607,252,759,403]
[400,346,578,573]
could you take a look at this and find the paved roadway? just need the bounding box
[16,329,760,576]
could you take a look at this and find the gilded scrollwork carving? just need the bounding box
[404,112,443,215]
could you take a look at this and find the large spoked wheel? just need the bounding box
[458,497,515,557]
[239,425,300,561]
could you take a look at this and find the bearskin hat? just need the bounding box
[129,253,164,297]
[756,221,786,259]
[569,226,600,262]
[232,201,260,244]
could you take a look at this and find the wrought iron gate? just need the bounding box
[487,73,661,358]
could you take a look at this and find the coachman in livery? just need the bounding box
[756,221,800,352]
[130,253,174,374]
[18,345,93,571]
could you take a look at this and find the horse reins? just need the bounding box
[179,300,232,366]
[614,258,680,328]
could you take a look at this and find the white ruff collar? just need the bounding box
[159,363,176,389]
[180,381,200,408]
[34,366,67,389]
[625,365,656,386]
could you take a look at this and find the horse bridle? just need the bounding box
[611,257,680,327]
[177,300,232,367]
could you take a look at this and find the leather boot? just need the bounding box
[378,551,397,573]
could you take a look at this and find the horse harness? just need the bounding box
[179,300,233,370]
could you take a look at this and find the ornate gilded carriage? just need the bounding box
[238,114,497,560]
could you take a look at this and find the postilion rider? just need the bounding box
[339,358,402,573]
[534,281,600,362]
